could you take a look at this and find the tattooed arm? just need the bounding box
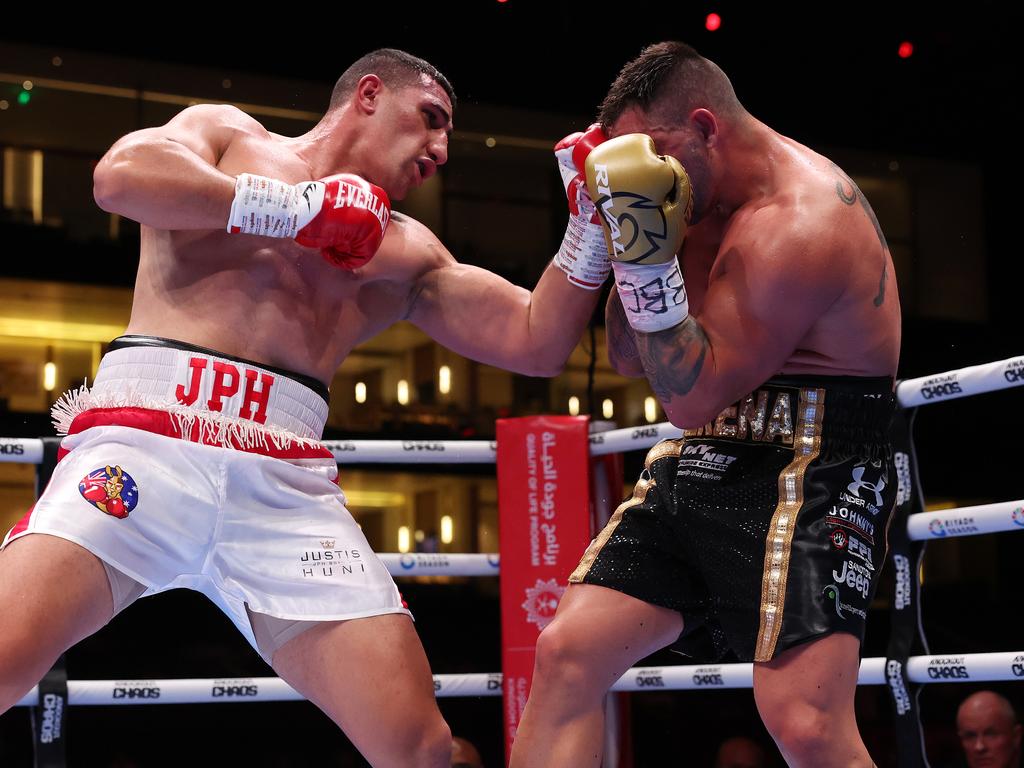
[631,205,846,428]
[605,290,645,377]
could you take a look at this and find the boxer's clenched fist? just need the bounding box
[228,173,391,269]
[586,134,693,332]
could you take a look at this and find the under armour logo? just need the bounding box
[848,465,886,507]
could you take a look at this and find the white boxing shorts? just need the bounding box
[2,335,410,664]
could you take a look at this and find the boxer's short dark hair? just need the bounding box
[330,48,455,110]
[598,41,741,128]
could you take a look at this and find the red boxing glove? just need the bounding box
[294,174,392,269]
[82,484,107,504]
[555,123,607,218]
[105,497,128,519]
[228,173,392,270]
[553,123,611,289]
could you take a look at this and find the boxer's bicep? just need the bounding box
[636,218,843,427]
[94,105,248,221]
[408,260,540,370]
[698,229,844,393]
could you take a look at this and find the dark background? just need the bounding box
[1,4,1022,766]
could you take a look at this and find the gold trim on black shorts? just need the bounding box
[570,439,683,583]
[754,387,826,661]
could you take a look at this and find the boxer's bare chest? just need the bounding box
[127,140,414,381]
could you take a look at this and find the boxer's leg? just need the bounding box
[754,632,874,768]
[270,612,451,768]
[508,583,683,768]
[0,534,115,712]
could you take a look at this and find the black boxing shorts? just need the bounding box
[570,375,896,662]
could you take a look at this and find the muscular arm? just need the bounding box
[605,289,645,377]
[636,207,845,427]
[405,221,602,377]
[93,104,250,229]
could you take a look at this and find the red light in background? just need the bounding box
[898,41,914,58]
[706,13,722,32]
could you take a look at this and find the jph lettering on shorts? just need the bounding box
[175,356,275,424]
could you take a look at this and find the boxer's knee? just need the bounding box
[761,699,840,766]
[383,712,451,768]
[531,619,607,705]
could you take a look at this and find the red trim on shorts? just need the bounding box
[5,504,36,544]
[66,407,334,460]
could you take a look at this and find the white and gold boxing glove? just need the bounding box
[586,134,693,332]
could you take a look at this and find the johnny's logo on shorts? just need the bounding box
[79,465,139,519]
[175,357,276,424]
[683,389,794,445]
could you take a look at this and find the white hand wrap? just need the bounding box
[612,258,689,333]
[227,173,324,237]
[553,189,611,289]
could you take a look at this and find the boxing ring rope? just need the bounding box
[2,355,1022,765]
[3,355,1022,466]
[12,651,1024,709]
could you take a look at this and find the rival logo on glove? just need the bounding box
[592,165,673,264]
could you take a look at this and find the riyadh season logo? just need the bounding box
[522,578,565,631]
[1011,507,1024,528]
[928,519,947,537]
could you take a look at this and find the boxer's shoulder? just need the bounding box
[379,213,453,270]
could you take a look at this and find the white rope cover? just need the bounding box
[15,652,1022,707]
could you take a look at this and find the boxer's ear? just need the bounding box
[355,75,384,115]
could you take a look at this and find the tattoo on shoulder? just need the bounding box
[831,163,890,308]
[636,317,708,403]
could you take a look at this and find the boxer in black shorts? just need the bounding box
[511,42,900,768]
[573,376,896,663]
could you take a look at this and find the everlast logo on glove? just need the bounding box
[334,181,390,234]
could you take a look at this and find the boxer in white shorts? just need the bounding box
[3,337,404,665]
[0,49,613,768]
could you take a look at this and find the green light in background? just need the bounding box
[18,91,30,105]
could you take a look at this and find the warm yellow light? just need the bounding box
[645,397,658,423]
[343,490,405,508]
[0,317,126,343]
[355,381,367,404]
[397,526,411,553]
[397,379,410,405]
[438,365,451,395]
[568,396,579,416]
[441,515,453,544]
[414,529,425,543]
[43,362,56,391]
[602,399,614,419]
